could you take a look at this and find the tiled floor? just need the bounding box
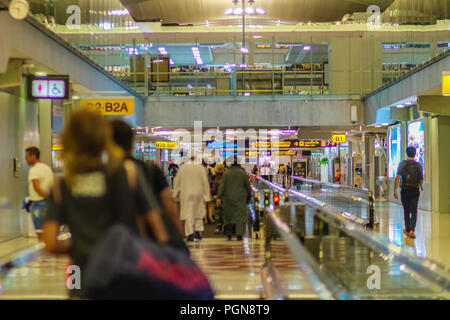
[0,253,70,299]
[188,235,318,299]
[0,199,448,299]
[0,237,39,259]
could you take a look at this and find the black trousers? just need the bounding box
[400,188,420,233]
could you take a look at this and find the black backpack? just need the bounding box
[402,161,421,188]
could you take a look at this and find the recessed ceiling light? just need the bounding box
[396,105,404,109]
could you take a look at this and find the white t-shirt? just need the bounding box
[28,162,54,201]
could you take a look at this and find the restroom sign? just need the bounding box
[81,99,135,115]
[28,75,69,99]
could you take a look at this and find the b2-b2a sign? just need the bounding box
[81,99,134,115]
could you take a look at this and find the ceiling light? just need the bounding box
[234,8,243,15]
[375,125,382,128]
[225,8,233,15]
[396,105,404,109]
[303,45,311,51]
[253,35,262,39]
[256,8,265,15]
[381,123,389,126]
[34,72,47,76]
[246,7,255,14]
[240,47,249,53]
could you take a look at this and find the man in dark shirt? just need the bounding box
[110,120,185,248]
[394,146,423,239]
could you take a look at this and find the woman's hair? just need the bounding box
[61,109,124,187]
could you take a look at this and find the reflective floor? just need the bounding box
[376,201,450,267]
[0,199,448,299]
[188,235,318,299]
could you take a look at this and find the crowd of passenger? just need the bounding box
[24,110,259,298]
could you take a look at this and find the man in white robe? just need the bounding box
[173,161,211,241]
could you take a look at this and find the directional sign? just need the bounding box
[332,134,346,144]
[443,73,450,96]
[82,99,135,115]
[155,141,178,149]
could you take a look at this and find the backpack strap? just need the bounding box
[123,159,137,192]
[52,177,63,207]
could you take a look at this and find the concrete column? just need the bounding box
[329,36,382,95]
[38,100,52,168]
[431,116,450,213]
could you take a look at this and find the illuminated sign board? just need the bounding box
[332,134,346,144]
[443,73,450,96]
[155,141,178,149]
[82,99,134,115]
[205,141,238,149]
[28,75,69,99]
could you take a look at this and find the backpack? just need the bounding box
[402,161,421,188]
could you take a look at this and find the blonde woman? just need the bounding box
[42,109,167,298]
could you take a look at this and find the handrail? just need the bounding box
[291,176,375,228]
[264,208,350,300]
[291,176,369,194]
[257,177,369,227]
[257,177,450,293]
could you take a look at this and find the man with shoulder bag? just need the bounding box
[394,146,423,239]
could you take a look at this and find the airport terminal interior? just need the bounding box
[0,0,449,300]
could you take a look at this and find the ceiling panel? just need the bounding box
[120,0,396,24]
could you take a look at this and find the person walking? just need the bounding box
[25,146,54,238]
[42,110,168,298]
[173,156,211,241]
[394,146,423,239]
[168,161,179,189]
[211,163,225,233]
[110,119,186,252]
[217,157,252,241]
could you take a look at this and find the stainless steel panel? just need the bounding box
[0,92,39,242]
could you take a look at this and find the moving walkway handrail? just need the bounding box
[263,207,350,300]
[291,176,369,194]
[257,177,450,293]
[290,176,375,228]
[257,177,369,227]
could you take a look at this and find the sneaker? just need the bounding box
[403,228,409,236]
[186,234,194,242]
[194,232,202,241]
[409,231,416,239]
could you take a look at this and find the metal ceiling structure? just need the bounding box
[119,0,396,25]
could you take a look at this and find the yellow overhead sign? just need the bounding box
[81,99,134,115]
[443,73,450,96]
[332,134,346,144]
[156,142,178,149]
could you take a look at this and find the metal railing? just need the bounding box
[257,176,450,299]
[291,176,375,228]
[263,207,350,300]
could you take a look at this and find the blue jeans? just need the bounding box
[30,201,46,230]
